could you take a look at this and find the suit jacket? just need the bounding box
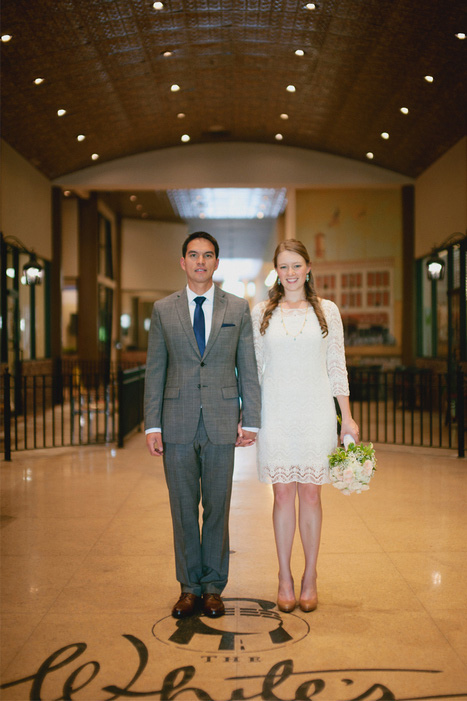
[144,285,261,444]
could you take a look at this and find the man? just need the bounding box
[144,232,261,619]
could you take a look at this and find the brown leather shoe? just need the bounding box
[171,592,199,619]
[202,593,225,618]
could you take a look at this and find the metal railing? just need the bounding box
[2,366,465,460]
[1,365,146,460]
[348,367,465,457]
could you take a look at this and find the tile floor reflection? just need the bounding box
[1,438,466,700]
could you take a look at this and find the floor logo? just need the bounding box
[152,597,309,653]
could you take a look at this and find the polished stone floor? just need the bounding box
[1,436,466,700]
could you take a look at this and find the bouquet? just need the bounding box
[328,436,376,495]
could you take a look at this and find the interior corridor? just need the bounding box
[1,437,466,700]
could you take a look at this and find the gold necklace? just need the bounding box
[280,303,308,340]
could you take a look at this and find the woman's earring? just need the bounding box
[277,279,281,286]
[306,274,310,282]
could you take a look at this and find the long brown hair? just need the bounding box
[260,239,328,337]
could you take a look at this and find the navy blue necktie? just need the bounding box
[193,296,206,355]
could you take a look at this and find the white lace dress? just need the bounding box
[251,299,349,484]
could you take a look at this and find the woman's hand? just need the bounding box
[340,418,359,445]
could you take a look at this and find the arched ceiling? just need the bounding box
[1,0,465,184]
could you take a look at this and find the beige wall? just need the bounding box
[1,140,52,259]
[415,137,467,259]
[121,218,188,295]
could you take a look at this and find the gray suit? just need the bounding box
[144,285,261,595]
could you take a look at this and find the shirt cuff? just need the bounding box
[242,427,259,432]
[145,428,161,434]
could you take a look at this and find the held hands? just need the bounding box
[340,418,359,446]
[236,422,257,448]
[146,432,164,456]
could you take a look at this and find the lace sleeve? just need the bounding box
[324,300,349,396]
[251,302,266,384]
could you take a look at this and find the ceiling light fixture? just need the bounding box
[366,152,374,159]
[57,109,66,116]
[177,112,186,119]
[181,134,190,142]
[400,107,409,114]
[91,153,99,160]
[455,33,465,39]
[381,132,389,140]
[304,3,317,9]
[171,84,180,92]
[153,1,164,9]
[257,212,264,219]
[275,133,283,141]
[162,50,173,57]
[1,34,12,42]
[424,75,434,83]
[77,134,86,142]
[130,195,137,201]
[280,113,289,120]
[34,78,44,85]
[286,85,296,92]
[295,49,305,56]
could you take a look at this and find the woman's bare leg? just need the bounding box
[272,482,297,600]
[297,483,322,599]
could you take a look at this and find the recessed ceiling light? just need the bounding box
[286,85,296,92]
[304,3,317,9]
[162,50,173,57]
[455,33,465,40]
[77,134,86,142]
[171,84,180,92]
[295,49,305,56]
[91,153,99,161]
[64,190,71,197]
[1,34,12,42]
[280,113,289,120]
[257,211,265,219]
[381,132,389,140]
[34,77,44,85]
[177,112,186,119]
[130,195,137,201]
[136,204,143,210]
[366,152,374,160]
[153,1,164,9]
[275,133,283,141]
[181,134,190,142]
[400,107,409,114]
[424,75,434,83]
[57,109,66,117]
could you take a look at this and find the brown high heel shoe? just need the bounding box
[277,578,296,612]
[299,577,318,612]
[277,595,296,613]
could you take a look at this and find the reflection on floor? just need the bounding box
[1,437,466,700]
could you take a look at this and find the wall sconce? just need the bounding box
[426,232,466,281]
[2,234,44,285]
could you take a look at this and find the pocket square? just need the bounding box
[221,323,235,327]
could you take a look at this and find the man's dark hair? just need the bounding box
[182,232,219,259]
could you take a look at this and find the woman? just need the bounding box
[252,239,359,613]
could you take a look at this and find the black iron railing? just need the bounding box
[348,367,465,457]
[1,365,146,460]
[2,367,465,460]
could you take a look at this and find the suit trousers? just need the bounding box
[162,411,236,596]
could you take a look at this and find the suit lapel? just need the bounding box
[204,285,227,358]
[175,288,201,357]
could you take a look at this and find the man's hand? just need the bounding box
[146,432,164,456]
[235,423,257,447]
